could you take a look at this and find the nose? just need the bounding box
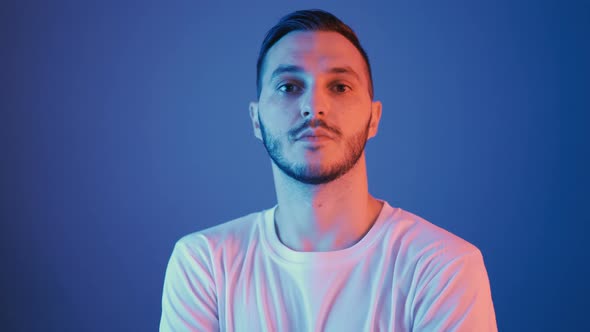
[300,85,327,119]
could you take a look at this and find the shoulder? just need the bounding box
[382,204,482,273]
[396,207,478,254]
[173,208,270,261]
[386,208,498,330]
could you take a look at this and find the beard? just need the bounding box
[258,113,371,185]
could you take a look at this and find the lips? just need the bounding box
[295,128,336,141]
[297,136,332,144]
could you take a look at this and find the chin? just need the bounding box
[288,163,349,185]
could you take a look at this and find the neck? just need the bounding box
[272,154,383,252]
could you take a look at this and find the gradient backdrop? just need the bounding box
[2,0,588,331]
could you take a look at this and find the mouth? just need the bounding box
[295,128,337,141]
[297,135,333,142]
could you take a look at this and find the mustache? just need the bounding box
[289,119,342,138]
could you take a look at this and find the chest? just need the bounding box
[216,253,413,331]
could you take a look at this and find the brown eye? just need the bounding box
[279,83,302,94]
[331,84,351,93]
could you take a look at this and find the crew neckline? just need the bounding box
[260,200,397,265]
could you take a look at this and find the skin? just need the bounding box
[249,31,384,252]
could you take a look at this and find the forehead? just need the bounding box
[263,31,368,82]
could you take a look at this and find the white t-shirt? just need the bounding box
[160,201,497,331]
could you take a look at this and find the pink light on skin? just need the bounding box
[249,31,381,190]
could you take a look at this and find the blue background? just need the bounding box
[2,0,588,331]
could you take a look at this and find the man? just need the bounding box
[160,9,497,331]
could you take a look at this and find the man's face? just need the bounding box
[250,31,382,184]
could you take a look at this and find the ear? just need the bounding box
[367,100,382,139]
[249,101,262,140]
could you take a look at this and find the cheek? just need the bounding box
[259,99,301,131]
[334,99,372,127]
[259,112,291,140]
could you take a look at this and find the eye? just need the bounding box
[278,83,303,94]
[331,83,351,94]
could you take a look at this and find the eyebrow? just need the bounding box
[270,65,305,81]
[327,66,361,82]
[270,65,361,82]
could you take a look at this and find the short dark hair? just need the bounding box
[256,9,374,100]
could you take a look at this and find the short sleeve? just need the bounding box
[159,238,219,332]
[412,249,497,331]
